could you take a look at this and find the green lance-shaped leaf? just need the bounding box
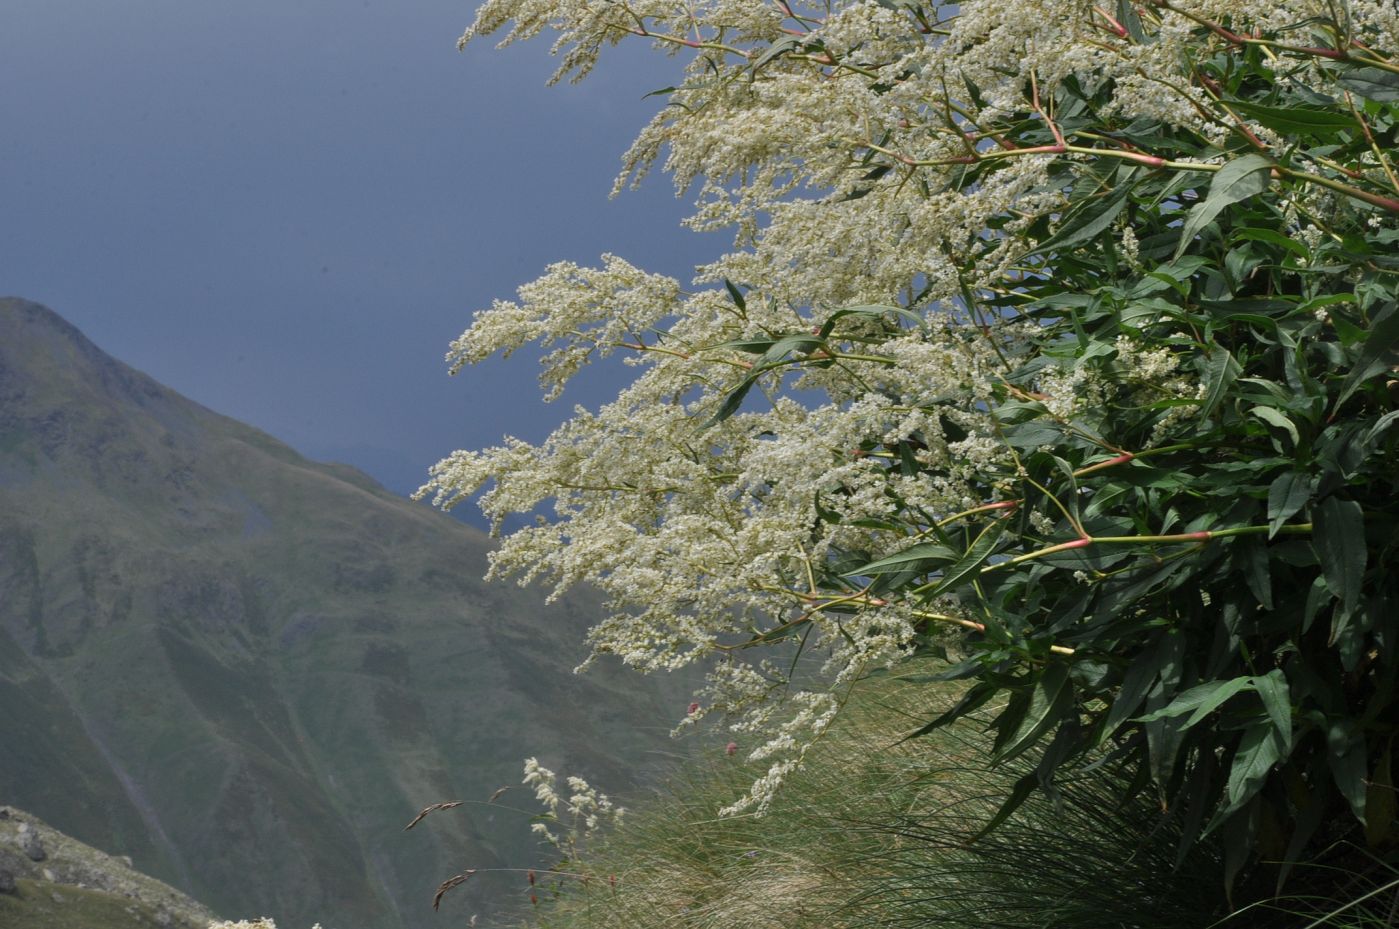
[1328,720,1369,823]
[748,35,802,74]
[817,304,925,339]
[1102,631,1184,738]
[1174,154,1274,259]
[1332,304,1399,412]
[1252,668,1293,752]
[1363,408,1399,448]
[706,372,761,426]
[916,520,1007,596]
[1267,471,1311,538]
[1115,0,1145,41]
[705,332,828,425]
[1216,722,1287,822]
[897,680,1000,743]
[1029,181,1134,257]
[1197,346,1241,420]
[758,332,826,365]
[1136,675,1260,730]
[844,542,958,576]
[1226,100,1359,134]
[1249,405,1299,447]
[1338,65,1399,102]
[711,337,776,354]
[995,662,1074,763]
[723,278,747,311]
[1313,496,1366,612]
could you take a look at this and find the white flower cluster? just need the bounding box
[522,757,623,849]
[208,921,322,929]
[430,0,1398,814]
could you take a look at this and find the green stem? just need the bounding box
[1279,166,1399,214]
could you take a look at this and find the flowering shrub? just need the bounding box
[423,0,1399,881]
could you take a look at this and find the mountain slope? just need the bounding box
[0,298,678,929]
[0,804,217,929]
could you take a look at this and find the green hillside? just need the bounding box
[0,297,681,929]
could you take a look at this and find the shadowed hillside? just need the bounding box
[0,297,680,929]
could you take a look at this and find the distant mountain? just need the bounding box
[0,298,680,929]
[0,804,216,929]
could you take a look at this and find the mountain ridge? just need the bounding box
[0,297,679,929]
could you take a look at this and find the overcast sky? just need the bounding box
[1,0,714,503]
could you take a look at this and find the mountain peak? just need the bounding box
[0,296,128,382]
[0,298,326,495]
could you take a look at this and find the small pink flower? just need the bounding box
[688,702,701,715]
[725,741,738,756]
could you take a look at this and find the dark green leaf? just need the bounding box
[1328,722,1369,823]
[1252,669,1292,749]
[723,278,747,311]
[1363,409,1399,447]
[897,680,999,743]
[710,337,775,354]
[1249,406,1299,446]
[1233,226,1310,259]
[1103,631,1183,737]
[844,542,958,576]
[1136,676,1257,729]
[1029,183,1133,256]
[1333,304,1399,412]
[1115,0,1145,41]
[1338,66,1399,102]
[818,304,924,338]
[1241,535,1274,612]
[759,332,824,365]
[1219,723,1284,818]
[919,520,1007,596]
[748,36,801,73]
[971,772,1038,842]
[1227,100,1357,133]
[705,374,759,426]
[1198,346,1241,420]
[1174,154,1273,259]
[995,662,1073,763]
[1313,497,1366,611]
[1267,471,1311,538]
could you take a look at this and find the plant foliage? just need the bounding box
[427,0,1399,883]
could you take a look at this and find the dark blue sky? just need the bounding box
[1,0,712,498]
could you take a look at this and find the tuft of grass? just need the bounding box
[504,673,1226,929]
[1215,851,1399,929]
[509,669,1392,929]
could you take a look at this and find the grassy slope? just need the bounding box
[0,298,685,929]
[0,879,188,929]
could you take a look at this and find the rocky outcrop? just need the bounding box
[17,824,45,861]
[0,806,214,926]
